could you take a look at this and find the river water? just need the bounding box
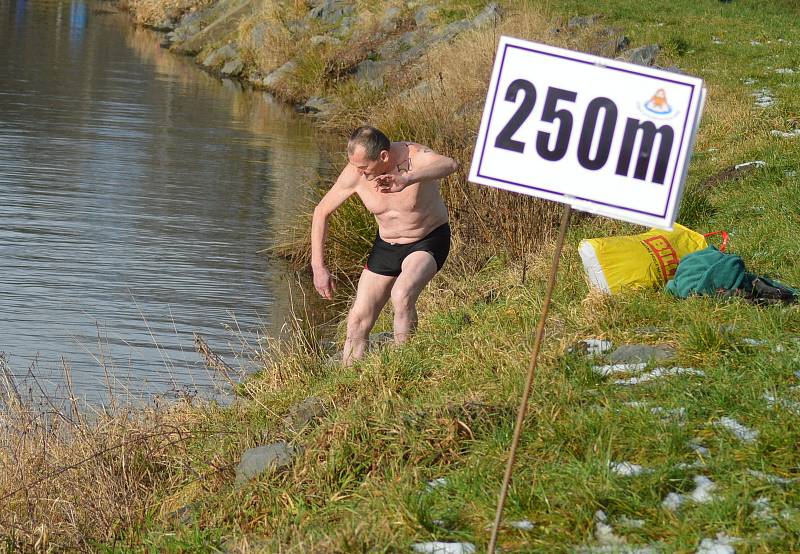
[0,0,327,404]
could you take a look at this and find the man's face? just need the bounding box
[348,145,389,181]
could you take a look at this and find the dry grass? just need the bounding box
[122,0,210,26]
[0,355,204,550]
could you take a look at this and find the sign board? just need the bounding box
[469,36,706,230]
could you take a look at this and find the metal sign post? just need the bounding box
[468,36,705,553]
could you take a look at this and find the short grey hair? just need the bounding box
[347,126,391,161]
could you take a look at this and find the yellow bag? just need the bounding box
[579,224,709,294]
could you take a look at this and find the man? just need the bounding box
[311,126,458,365]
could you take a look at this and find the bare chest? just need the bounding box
[356,181,431,215]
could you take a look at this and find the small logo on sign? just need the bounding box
[638,89,679,120]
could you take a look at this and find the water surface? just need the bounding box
[0,0,326,403]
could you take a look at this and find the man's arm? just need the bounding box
[311,168,358,299]
[375,144,458,193]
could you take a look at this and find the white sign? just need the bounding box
[469,36,706,230]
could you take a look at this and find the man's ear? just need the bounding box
[379,149,390,163]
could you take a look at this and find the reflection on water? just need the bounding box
[0,0,328,403]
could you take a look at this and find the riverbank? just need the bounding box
[3,0,800,550]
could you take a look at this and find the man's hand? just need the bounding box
[374,173,410,193]
[312,266,335,300]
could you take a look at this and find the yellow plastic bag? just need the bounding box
[579,224,708,294]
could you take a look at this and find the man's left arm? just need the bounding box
[375,145,458,193]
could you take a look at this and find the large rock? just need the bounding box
[620,44,660,67]
[608,344,676,363]
[173,0,257,55]
[262,60,297,88]
[202,43,238,67]
[235,441,299,484]
[568,15,600,28]
[221,57,244,76]
[283,396,327,431]
[308,0,355,25]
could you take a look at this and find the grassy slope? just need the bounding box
[131,0,800,552]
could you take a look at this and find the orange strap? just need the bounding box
[703,230,729,252]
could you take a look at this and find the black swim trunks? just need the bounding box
[366,222,451,277]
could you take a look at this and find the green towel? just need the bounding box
[666,246,747,298]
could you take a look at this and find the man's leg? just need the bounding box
[390,251,438,344]
[342,269,395,365]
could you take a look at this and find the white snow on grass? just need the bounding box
[751,496,773,521]
[735,160,766,170]
[593,363,647,377]
[425,478,448,491]
[508,519,535,530]
[764,392,800,415]
[690,476,716,502]
[771,129,800,138]
[689,440,710,456]
[614,367,705,386]
[752,88,776,107]
[747,469,797,486]
[584,339,614,356]
[663,476,716,511]
[775,68,795,74]
[696,533,739,554]
[662,492,685,511]
[716,417,759,443]
[411,542,475,554]
[609,461,652,477]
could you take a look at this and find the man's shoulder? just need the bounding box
[333,162,361,189]
[403,141,435,155]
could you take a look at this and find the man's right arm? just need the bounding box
[311,169,358,300]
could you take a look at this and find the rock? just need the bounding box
[263,60,297,88]
[568,15,600,28]
[380,6,402,32]
[249,22,267,46]
[301,96,336,117]
[415,5,437,27]
[235,441,299,484]
[354,59,386,88]
[369,331,394,349]
[152,18,177,32]
[333,15,355,37]
[310,35,341,47]
[202,43,238,67]
[608,344,676,363]
[174,0,257,55]
[221,58,244,76]
[308,0,354,25]
[471,3,502,28]
[283,396,326,431]
[620,44,660,66]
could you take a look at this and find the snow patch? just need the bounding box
[609,461,652,477]
[735,160,766,170]
[614,367,705,386]
[752,88,776,108]
[593,363,647,377]
[716,417,759,443]
[696,533,739,554]
[747,469,797,486]
[771,129,800,139]
[412,542,476,554]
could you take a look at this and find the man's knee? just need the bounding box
[390,284,418,313]
[347,305,376,335]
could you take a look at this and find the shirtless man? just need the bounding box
[311,126,458,365]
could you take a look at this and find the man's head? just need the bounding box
[348,126,391,180]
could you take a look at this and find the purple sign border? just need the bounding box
[476,42,698,219]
